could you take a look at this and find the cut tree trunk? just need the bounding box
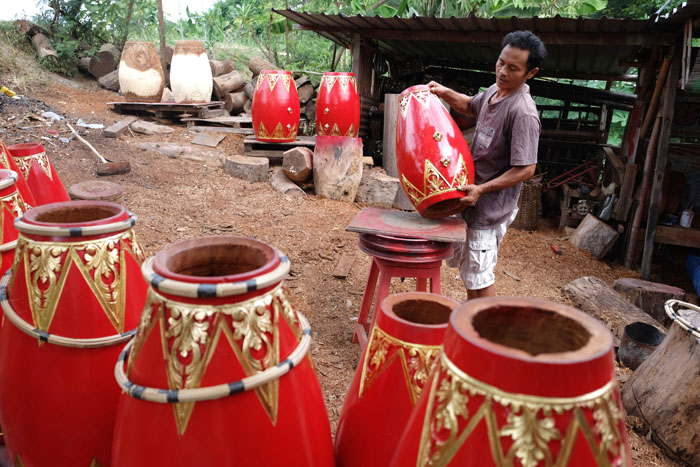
[282,147,313,182]
[270,167,305,196]
[224,91,248,114]
[612,278,687,327]
[243,99,252,115]
[213,70,244,100]
[621,303,700,466]
[78,56,91,74]
[297,83,314,104]
[249,56,276,75]
[568,213,619,259]
[295,75,309,87]
[313,136,363,202]
[305,99,316,121]
[89,43,120,79]
[243,81,255,101]
[31,33,58,62]
[209,59,235,77]
[562,276,664,341]
[98,69,120,92]
[13,20,50,37]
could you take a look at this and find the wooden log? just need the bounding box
[243,81,255,101]
[31,33,58,62]
[13,20,50,37]
[161,45,174,67]
[621,303,700,465]
[224,91,247,114]
[612,278,687,327]
[355,168,400,209]
[305,99,316,122]
[78,56,91,74]
[568,213,619,260]
[562,276,664,341]
[297,83,314,104]
[98,69,120,92]
[270,167,305,197]
[295,75,309,88]
[282,147,313,182]
[332,254,354,278]
[209,59,235,77]
[313,135,363,202]
[603,146,625,187]
[89,43,120,79]
[248,56,276,75]
[243,99,252,115]
[213,70,244,100]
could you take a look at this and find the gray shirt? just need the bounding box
[464,83,540,229]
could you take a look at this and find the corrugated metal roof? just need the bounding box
[273,9,678,77]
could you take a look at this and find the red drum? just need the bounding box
[7,142,70,205]
[0,139,36,206]
[112,236,334,466]
[316,72,360,137]
[0,201,148,466]
[391,297,632,467]
[396,84,475,219]
[0,170,30,277]
[252,70,300,142]
[335,292,458,467]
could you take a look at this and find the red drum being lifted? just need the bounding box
[316,72,359,137]
[0,170,30,277]
[0,139,36,206]
[112,236,334,466]
[335,292,457,467]
[252,70,300,142]
[396,85,475,219]
[7,142,70,205]
[0,201,148,466]
[391,297,632,467]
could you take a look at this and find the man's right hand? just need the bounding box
[427,81,448,98]
[426,81,472,116]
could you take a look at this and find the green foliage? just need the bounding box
[596,0,683,19]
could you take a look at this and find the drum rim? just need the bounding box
[665,299,700,339]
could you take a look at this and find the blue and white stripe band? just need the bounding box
[0,170,18,191]
[14,211,138,237]
[665,299,700,339]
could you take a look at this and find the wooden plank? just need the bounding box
[103,116,137,138]
[641,50,681,279]
[612,163,638,221]
[346,207,466,243]
[643,225,700,248]
[182,116,253,127]
[603,146,625,186]
[200,108,228,119]
[382,94,399,178]
[191,133,225,148]
[190,126,253,135]
[332,254,355,278]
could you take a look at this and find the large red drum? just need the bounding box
[252,70,300,142]
[112,236,334,466]
[0,139,36,206]
[391,296,632,467]
[7,142,70,205]
[0,170,30,277]
[0,201,148,466]
[335,292,457,467]
[316,72,359,137]
[396,84,475,219]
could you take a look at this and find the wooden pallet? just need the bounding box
[107,101,225,119]
[243,135,315,160]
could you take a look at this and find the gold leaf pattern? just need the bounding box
[401,153,470,208]
[257,121,298,141]
[501,408,560,467]
[14,153,53,181]
[399,88,431,118]
[26,241,70,332]
[257,73,292,93]
[0,189,30,245]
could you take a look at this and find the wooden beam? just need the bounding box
[641,49,681,279]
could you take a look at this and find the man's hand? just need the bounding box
[456,184,483,209]
[427,81,449,99]
[427,81,471,116]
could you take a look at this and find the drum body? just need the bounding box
[396,85,475,219]
[252,70,300,142]
[335,292,457,467]
[170,40,213,104]
[0,139,36,206]
[316,72,359,137]
[391,296,632,467]
[119,41,165,103]
[0,170,30,277]
[0,201,148,466]
[112,236,333,466]
[7,142,70,205]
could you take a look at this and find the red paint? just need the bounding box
[252,70,300,142]
[396,85,475,219]
[0,170,29,276]
[7,142,70,205]
[0,139,36,206]
[316,72,360,137]
[0,201,148,466]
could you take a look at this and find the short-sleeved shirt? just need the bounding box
[464,83,540,229]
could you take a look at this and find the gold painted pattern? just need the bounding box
[400,88,431,118]
[13,152,53,181]
[257,121,298,141]
[401,153,470,208]
[415,352,627,467]
[0,189,30,245]
[0,145,10,168]
[256,73,292,93]
[322,75,357,94]
[316,122,356,137]
[10,230,145,334]
[359,325,440,406]
[128,285,301,436]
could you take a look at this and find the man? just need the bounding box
[428,30,546,299]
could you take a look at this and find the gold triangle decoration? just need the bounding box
[399,88,431,119]
[257,121,297,141]
[89,458,103,467]
[401,153,470,208]
[14,153,53,181]
[257,73,292,93]
[323,75,357,94]
[316,122,356,137]
[415,352,628,467]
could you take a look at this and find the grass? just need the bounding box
[0,21,53,94]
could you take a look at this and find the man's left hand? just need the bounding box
[456,184,482,209]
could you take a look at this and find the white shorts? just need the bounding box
[446,209,518,290]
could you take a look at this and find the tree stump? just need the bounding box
[213,70,244,100]
[89,43,120,79]
[313,136,363,202]
[248,56,276,75]
[297,83,314,104]
[224,91,248,114]
[562,276,664,340]
[209,59,235,77]
[613,278,688,327]
[282,147,313,182]
[31,33,58,62]
[355,168,400,209]
[621,301,700,465]
[98,69,120,92]
[569,213,619,259]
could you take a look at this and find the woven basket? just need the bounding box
[512,180,542,230]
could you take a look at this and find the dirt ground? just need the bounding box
[0,76,688,466]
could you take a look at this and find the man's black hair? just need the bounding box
[502,31,547,71]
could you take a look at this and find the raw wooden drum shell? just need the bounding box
[170,40,213,104]
[119,41,165,103]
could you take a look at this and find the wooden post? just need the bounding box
[641,50,681,279]
[156,0,168,85]
[313,136,363,202]
[382,94,399,178]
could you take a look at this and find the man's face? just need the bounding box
[495,45,539,93]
